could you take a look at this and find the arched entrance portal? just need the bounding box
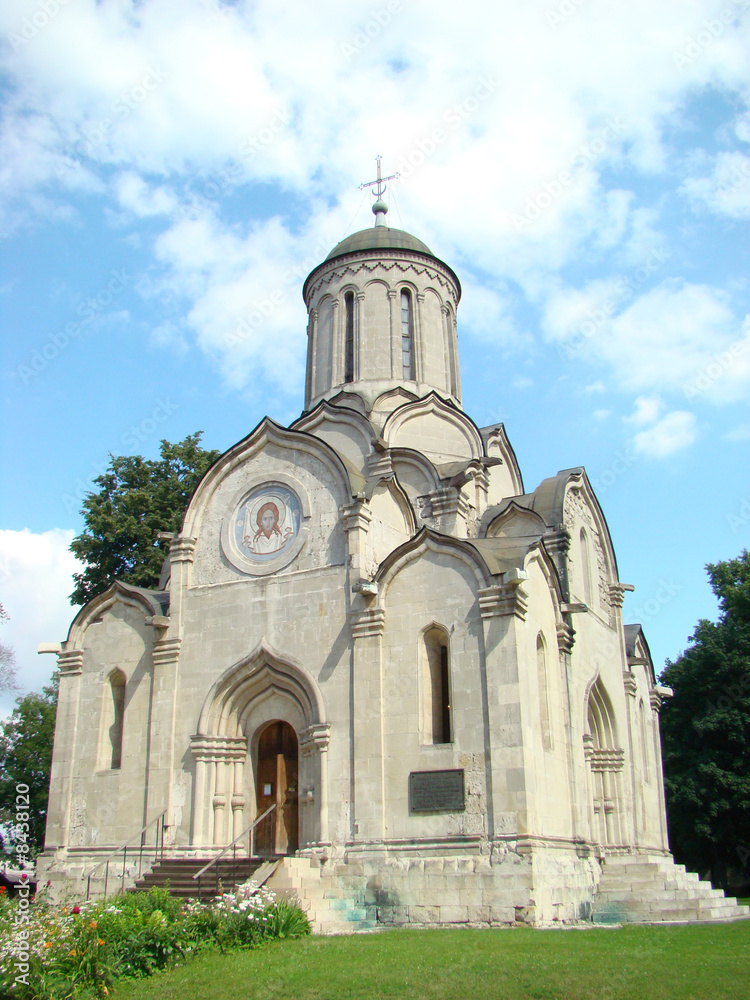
[255,721,299,855]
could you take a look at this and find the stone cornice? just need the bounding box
[304,255,459,305]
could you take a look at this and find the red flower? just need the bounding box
[71,905,80,914]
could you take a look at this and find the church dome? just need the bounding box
[325,225,435,262]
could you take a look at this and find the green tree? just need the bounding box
[0,674,58,858]
[70,433,220,606]
[659,549,750,891]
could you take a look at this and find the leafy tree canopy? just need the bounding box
[0,673,58,858]
[70,433,220,606]
[659,549,750,890]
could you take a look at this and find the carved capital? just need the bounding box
[170,535,197,564]
[608,583,633,608]
[427,488,471,520]
[556,621,575,654]
[478,584,528,621]
[544,526,570,558]
[58,649,83,675]
[153,637,181,668]
[299,722,331,757]
[341,501,373,533]
[350,607,385,639]
[190,734,247,764]
[623,671,638,698]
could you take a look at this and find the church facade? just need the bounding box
[41,204,742,928]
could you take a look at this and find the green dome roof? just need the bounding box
[325,226,434,262]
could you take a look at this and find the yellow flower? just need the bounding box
[69,950,76,957]
[88,920,97,930]
[98,939,105,946]
[44,942,53,949]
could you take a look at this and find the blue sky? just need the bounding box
[1,0,749,716]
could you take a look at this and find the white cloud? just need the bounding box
[682,151,750,218]
[631,410,697,457]
[1,0,749,396]
[0,529,82,718]
[723,422,750,441]
[598,281,750,400]
[625,395,663,427]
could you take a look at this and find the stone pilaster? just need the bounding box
[190,735,248,848]
[44,648,84,850]
[342,500,373,593]
[299,723,332,845]
[349,606,385,842]
[146,636,181,841]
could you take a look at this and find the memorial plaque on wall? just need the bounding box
[409,769,465,813]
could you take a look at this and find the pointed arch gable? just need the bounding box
[182,417,354,538]
[374,527,495,601]
[484,501,548,541]
[382,392,484,463]
[532,468,620,583]
[197,641,325,739]
[390,447,441,500]
[65,581,167,649]
[480,423,524,496]
[292,399,375,473]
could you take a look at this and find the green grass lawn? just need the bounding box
[111,922,750,1000]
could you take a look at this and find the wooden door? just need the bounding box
[255,721,298,855]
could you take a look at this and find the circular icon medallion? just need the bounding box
[232,484,302,563]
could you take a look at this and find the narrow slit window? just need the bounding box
[423,627,452,744]
[401,290,415,380]
[108,670,126,770]
[344,291,354,383]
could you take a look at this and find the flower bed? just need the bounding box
[0,881,309,999]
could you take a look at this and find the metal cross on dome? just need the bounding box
[359,155,399,199]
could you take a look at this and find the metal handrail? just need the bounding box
[192,803,276,898]
[85,810,167,899]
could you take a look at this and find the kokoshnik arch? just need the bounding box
[39,186,749,928]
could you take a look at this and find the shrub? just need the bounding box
[0,881,309,1000]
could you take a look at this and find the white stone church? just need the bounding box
[39,196,748,928]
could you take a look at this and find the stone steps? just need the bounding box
[267,858,378,934]
[592,856,750,925]
[129,857,266,900]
